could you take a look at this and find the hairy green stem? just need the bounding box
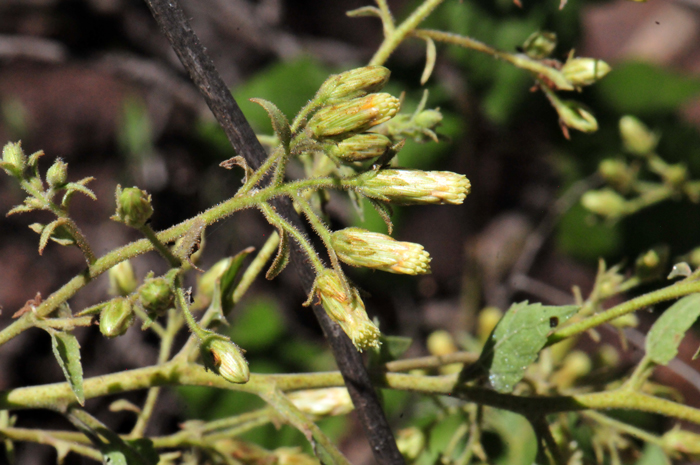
[0,176,344,347]
[412,29,574,91]
[258,202,325,274]
[369,0,445,66]
[548,279,700,344]
[5,363,700,426]
[129,309,181,438]
[139,224,181,268]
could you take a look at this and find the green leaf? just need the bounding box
[249,98,291,151]
[634,443,671,465]
[466,301,579,393]
[45,329,85,405]
[220,246,255,316]
[646,294,700,365]
[265,229,290,281]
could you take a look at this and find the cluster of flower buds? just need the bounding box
[306,66,399,166]
[331,227,430,274]
[312,269,380,351]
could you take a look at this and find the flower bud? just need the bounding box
[108,260,138,296]
[114,186,153,228]
[619,116,658,156]
[1,141,26,177]
[356,169,470,205]
[396,427,426,460]
[325,134,392,163]
[139,277,174,316]
[288,388,353,418]
[521,31,557,59]
[307,93,400,139]
[200,336,250,384]
[477,307,503,345]
[331,227,431,274]
[661,428,700,456]
[556,101,598,133]
[315,66,391,105]
[427,330,457,356]
[598,159,633,191]
[46,158,68,188]
[314,269,380,351]
[581,188,628,218]
[100,298,135,338]
[273,448,319,465]
[561,57,611,87]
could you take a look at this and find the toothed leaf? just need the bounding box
[646,294,700,365]
[45,328,85,405]
[266,230,290,280]
[250,98,291,151]
[464,301,579,393]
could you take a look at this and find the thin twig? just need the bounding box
[140,0,404,462]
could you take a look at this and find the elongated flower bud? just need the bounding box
[356,169,470,205]
[581,188,628,218]
[619,115,658,156]
[314,269,380,351]
[1,141,25,177]
[307,93,400,139]
[325,134,392,163]
[288,388,353,418]
[561,57,611,87]
[315,66,391,105]
[113,186,153,228]
[100,298,134,338]
[331,227,431,274]
[108,260,138,296]
[200,335,250,384]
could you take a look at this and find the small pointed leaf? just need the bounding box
[465,301,579,393]
[220,246,255,315]
[45,328,85,405]
[366,198,394,234]
[346,6,382,17]
[219,156,254,184]
[266,229,290,280]
[646,294,700,365]
[7,204,35,216]
[420,37,437,85]
[250,98,291,151]
[38,219,64,254]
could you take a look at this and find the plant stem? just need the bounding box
[129,309,181,438]
[369,0,445,66]
[139,224,181,268]
[258,202,325,274]
[412,29,574,91]
[0,177,341,347]
[548,279,700,344]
